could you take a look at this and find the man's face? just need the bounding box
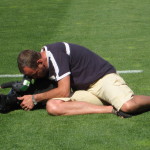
[23,64,48,79]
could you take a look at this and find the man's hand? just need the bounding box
[17,95,34,111]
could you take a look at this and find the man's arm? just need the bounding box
[17,75,70,110]
[35,75,70,101]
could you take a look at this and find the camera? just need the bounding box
[0,76,57,113]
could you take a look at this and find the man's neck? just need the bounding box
[41,51,48,69]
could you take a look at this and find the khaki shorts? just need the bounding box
[53,73,134,111]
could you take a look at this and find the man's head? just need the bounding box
[17,50,48,79]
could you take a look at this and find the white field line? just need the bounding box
[0,70,143,78]
[117,70,143,74]
[0,74,23,78]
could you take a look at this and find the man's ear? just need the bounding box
[37,59,43,65]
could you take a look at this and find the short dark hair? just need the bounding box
[17,50,41,73]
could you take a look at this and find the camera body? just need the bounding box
[0,76,57,113]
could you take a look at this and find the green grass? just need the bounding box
[0,111,150,150]
[0,0,150,149]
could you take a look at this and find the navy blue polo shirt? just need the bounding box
[41,42,116,91]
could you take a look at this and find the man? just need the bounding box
[17,42,150,116]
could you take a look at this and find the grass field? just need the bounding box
[0,0,150,149]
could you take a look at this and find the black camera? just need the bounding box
[0,76,32,113]
[0,76,57,113]
[1,75,32,92]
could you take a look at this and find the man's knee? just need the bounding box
[120,102,132,113]
[120,98,136,113]
[46,99,63,116]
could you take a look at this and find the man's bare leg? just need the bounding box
[121,95,150,113]
[46,99,113,116]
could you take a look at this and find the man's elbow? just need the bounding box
[61,91,70,97]
[58,88,70,97]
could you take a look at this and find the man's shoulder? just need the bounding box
[44,42,66,52]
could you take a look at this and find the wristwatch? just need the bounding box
[32,95,38,105]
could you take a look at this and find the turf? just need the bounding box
[0,0,150,149]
